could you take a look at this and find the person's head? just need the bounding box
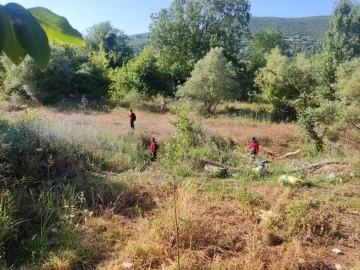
[152,137,155,141]
[252,137,256,141]
[130,109,133,112]
[82,95,85,98]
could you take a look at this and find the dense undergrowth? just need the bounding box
[0,113,151,268]
[0,106,359,269]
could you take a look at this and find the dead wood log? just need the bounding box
[204,164,228,177]
[290,160,347,173]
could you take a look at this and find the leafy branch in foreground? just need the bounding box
[0,2,85,71]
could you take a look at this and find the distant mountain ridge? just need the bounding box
[128,16,331,53]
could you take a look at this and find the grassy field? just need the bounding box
[0,102,359,270]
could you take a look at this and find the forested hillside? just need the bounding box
[129,16,331,54]
[250,16,330,39]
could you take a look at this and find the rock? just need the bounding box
[204,164,228,178]
[327,173,336,179]
[335,264,342,270]
[252,166,267,176]
[259,210,274,221]
[278,175,304,186]
[298,258,306,264]
[121,262,133,268]
[331,248,343,255]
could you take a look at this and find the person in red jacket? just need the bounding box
[150,137,159,161]
[249,137,259,162]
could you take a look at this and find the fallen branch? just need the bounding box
[290,160,347,173]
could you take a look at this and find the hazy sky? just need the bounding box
[5,0,339,35]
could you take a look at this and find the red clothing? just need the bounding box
[249,140,259,154]
[128,112,135,120]
[150,141,158,154]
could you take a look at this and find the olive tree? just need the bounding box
[178,47,239,114]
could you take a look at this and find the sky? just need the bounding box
[2,0,339,35]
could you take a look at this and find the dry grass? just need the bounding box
[2,106,303,155]
[94,176,360,269]
[2,103,359,269]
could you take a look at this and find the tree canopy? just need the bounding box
[85,21,134,68]
[249,29,289,72]
[179,47,239,114]
[150,0,251,83]
[324,0,360,65]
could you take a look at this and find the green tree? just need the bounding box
[249,29,289,72]
[75,50,111,98]
[1,45,74,103]
[150,0,250,84]
[333,58,360,129]
[178,47,239,114]
[85,22,133,68]
[324,0,360,65]
[109,46,170,101]
[254,48,299,121]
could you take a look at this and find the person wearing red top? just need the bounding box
[150,137,159,161]
[249,137,259,161]
[128,109,135,129]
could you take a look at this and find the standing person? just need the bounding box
[128,109,136,129]
[150,137,159,161]
[249,137,259,162]
[80,95,88,108]
[161,98,166,112]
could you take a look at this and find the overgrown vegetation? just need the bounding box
[0,0,359,269]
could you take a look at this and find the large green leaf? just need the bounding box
[0,5,26,65]
[4,3,50,71]
[29,7,85,47]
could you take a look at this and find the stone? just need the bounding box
[121,262,133,268]
[331,248,343,255]
[278,175,304,185]
[335,264,342,270]
[259,210,274,221]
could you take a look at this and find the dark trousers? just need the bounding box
[151,151,157,161]
[130,120,134,129]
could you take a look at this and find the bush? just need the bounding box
[1,45,74,104]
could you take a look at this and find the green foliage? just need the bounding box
[0,5,27,65]
[75,49,111,98]
[0,191,17,248]
[3,3,50,71]
[1,45,74,104]
[28,7,85,47]
[109,46,170,101]
[324,0,360,65]
[249,16,330,41]
[128,33,150,54]
[85,21,133,68]
[0,2,84,70]
[179,47,239,115]
[249,29,289,72]
[255,48,299,121]
[333,58,360,128]
[150,0,251,83]
[0,113,153,266]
